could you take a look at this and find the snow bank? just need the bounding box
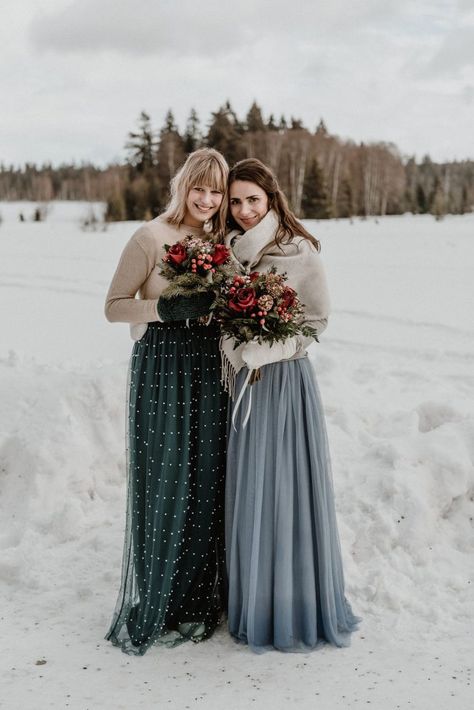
[1,209,473,709]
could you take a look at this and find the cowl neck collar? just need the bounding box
[229,209,280,268]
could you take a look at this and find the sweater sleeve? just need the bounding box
[290,239,331,349]
[104,225,162,324]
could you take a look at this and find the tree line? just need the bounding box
[1,101,472,220]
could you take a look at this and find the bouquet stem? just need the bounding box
[249,368,261,385]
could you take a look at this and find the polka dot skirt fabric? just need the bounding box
[106,320,228,655]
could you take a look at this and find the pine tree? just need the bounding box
[223,100,244,132]
[156,109,185,206]
[184,108,202,153]
[315,119,328,137]
[337,178,354,218]
[125,111,157,173]
[290,117,304,130]
[206,102,245,165]
[267,114,278,131]
[301,158,331,218]
[416,184,428,213]
[246,101,266,132]
[460,184,469,215]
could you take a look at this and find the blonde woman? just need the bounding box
[104,148,229,655]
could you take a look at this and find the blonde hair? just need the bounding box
[162,148,229,239]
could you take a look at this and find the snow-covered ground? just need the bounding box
[0,202,473,710]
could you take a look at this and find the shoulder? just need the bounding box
[132,216,179,253]
[292,234,319,254]
[269,235,320,260]
[274,236,327,282]
[143,215,180,241]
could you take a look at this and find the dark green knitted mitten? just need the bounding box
[157,291,215,322]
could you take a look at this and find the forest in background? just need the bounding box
[1,101,473,220]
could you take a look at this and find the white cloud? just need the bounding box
[426,25,474,76]
[30,0,265,57]
[28,0,433,57]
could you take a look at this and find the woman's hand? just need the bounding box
[157,291,215,322]
[241,337,298,371]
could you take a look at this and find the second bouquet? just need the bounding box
[214,266,316,385]
[214,266,316,346]
[158,236,232,321]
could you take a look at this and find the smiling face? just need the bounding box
[184,185,224,227]
[229,180,269,231]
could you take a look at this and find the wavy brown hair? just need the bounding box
[228,158,320,251]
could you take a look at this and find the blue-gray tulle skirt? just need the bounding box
[226,357,360,653]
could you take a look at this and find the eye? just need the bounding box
[230,199,239,205]
[211,190,222,195]
[249,197,259,203]
[193,186,203,192]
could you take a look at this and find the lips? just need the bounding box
[195,204,213,212]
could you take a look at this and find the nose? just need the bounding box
[239,202,252,216]
[199,189,212,206]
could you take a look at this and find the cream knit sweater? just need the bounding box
[104,215,205,324]
[219,210,331,389]
[226,210,330,349]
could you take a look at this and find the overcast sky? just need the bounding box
[1,0,473,166]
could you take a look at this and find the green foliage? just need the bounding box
[337,179,354,218]
[160,273,211,298]
[416,184,428,214]
[2,102,473,221]
[290,117,305,130]
[105,193,126,222]
[184,108,202,153]
[206,102,245,165]
[267,114,278,131]
[214,266,317,346]
[246,102,266,132]
[123,175,161,221]
[301,159,331,218]
[125,111,157,173]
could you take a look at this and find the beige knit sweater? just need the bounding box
[104,216,205,323]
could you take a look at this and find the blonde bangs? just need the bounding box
[189,159,227,194]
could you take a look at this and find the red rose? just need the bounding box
[228,287,257,312]
[212,244,230,265]
[249,272,259,282]
[281,287,296,309]
[167,243,187,264]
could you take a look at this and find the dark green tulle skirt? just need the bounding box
[106,320,228,655]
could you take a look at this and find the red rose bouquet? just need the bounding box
[214,266,316,346]
[158,236,233,320]
[161,236,231,287]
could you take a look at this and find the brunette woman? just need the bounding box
[223,158,359,652]
[104,148,229,655]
